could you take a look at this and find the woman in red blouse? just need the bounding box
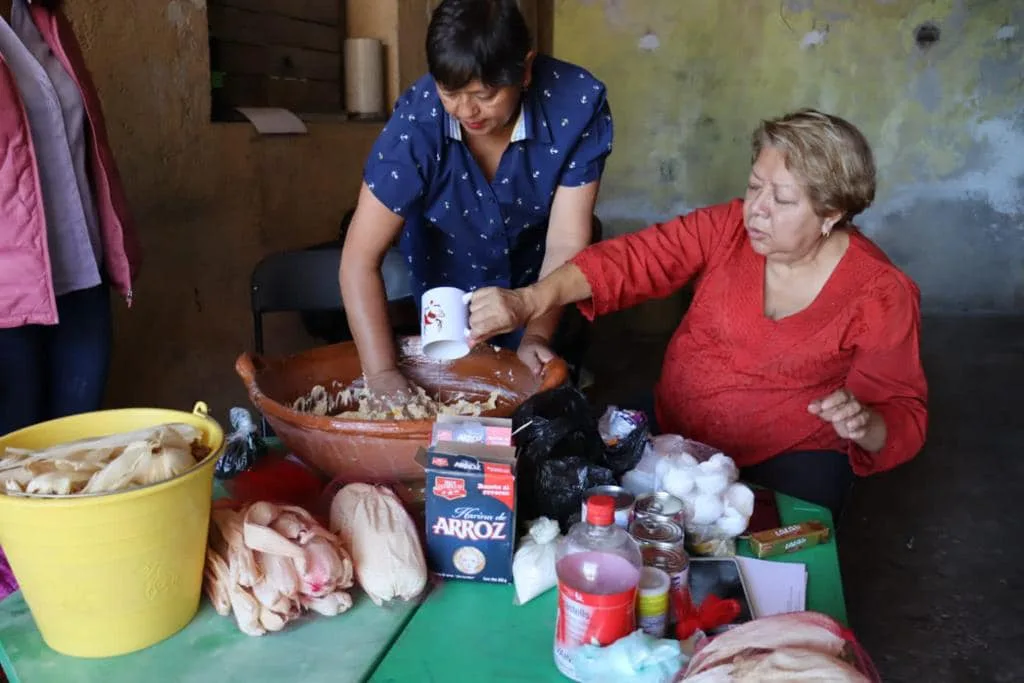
[467,109,927,522]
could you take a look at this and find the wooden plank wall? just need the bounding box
[208,0,551,117]
[209,0,345,114]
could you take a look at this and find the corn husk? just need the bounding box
[203,548,232,616]
[0,423,207,497]
[679,612,871,682]
[203,502,354,636]
[328,483,427,606]
[26,470,94,496]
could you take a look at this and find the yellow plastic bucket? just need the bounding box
[0,402,225,658]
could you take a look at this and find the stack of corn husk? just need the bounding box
[678,612,878,682]
[0,424,207,496]
[204,502,355,636]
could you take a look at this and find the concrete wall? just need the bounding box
[62,2,381,413]
[62,0,1021,416]
[555,0,1024,314]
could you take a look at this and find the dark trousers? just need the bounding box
[631,393,854,525]
[0,284,112,435]
[741,451,854,527]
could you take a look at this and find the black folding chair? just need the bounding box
[250,247,413,355]
[249,247,413,436]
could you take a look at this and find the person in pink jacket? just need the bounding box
[0,0,140,437]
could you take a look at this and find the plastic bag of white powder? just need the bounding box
[512,517,561,605]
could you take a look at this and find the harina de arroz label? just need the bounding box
[419,447,517,583]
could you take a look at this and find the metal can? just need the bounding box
[636,566,670,638]
[630,516,685,547]
[582,485,634,529]
[640,541,691,627]
[635,491,686,525]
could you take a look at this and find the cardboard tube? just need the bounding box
[345,38,384,116]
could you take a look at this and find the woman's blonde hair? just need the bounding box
[752,109,876,226]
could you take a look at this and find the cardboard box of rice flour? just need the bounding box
[415,416,517,584]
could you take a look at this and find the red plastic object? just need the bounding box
[222,452,327,512]
[674,592,742,640]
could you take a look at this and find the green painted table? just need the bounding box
[0,484,844,683]
[368,491,846,683]
[0,588,419,683]
[0,476,421,683]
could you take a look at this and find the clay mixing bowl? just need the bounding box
[235,336,568,484]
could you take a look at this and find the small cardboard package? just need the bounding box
[416,416,517,583]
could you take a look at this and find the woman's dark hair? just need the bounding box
[426,0,532,90]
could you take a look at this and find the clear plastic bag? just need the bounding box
[623,435,725,496]
[573,629,686,683]
[214,407,267,480]
[598,406,651,477]
[512,517,561,605]
[621,435,754,558]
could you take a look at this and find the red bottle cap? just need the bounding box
[586,495,615,526]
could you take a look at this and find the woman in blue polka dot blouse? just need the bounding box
[340,0,614,398]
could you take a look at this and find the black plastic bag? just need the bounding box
[512,385,611,532]
[215,407,268,480]
[534,457,617,529]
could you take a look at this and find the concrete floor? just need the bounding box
[584,313,1024,683]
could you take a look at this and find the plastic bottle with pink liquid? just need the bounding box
[553,494,643,680]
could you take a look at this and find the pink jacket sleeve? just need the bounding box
[571,200,742,320]
[846,275,929,476]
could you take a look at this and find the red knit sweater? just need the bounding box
[572,199,928,476]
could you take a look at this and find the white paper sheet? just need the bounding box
[736,556,807,618]
[235,107,308,135]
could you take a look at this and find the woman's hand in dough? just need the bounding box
[466,287,536,346]
[517,334,556,376]
[365,368,413,402]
